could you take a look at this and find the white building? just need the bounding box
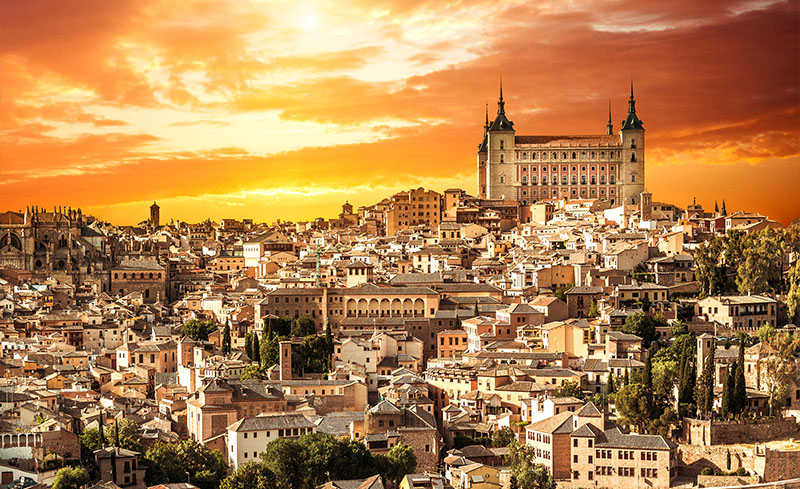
[227,413,316,468]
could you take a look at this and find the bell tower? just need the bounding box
[150,202,160,229]
[620,81,645,206]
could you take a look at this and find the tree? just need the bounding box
[220,462,276,489]
[787,263,800,325]
[758,323,776,344]
[621,312,663,348]
[643,346,654,395]
[553,284,573,302]
[245,333,254,360]
[554,380,584,400]
[587,300,599,318]
[736,228,785,295]
[182,319,217,341]
[252,333,261,365]
[695,237,724,295]
[84,418,143,453]
[695,339,716,416]
[473,301,480,318]
[615,383,651,432]
[291,315,316,337]
[241,364,267,380]
[384,443,416,486]
[222,322,232,356]
[721,363,733,418]
[606,373,615,396]
[506,441,556,489]
[757,332,800,416]
[144,440,228,489]
[52,466,89,489]
[492,427,516,447]
[733,333,747,415]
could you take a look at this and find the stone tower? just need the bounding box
[639,190,653,221]
[279,340,292,381]
[485,79,516,200]
[619,81,646,206]
[696,333,714,380]
[150,202,160,228]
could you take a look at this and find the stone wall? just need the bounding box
[754,445,800,483]
[682,417,800,446]
[677,445,752,476]
[697,474,758,487]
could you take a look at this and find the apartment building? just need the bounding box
[695,295,777,331]
[227,413,316,468]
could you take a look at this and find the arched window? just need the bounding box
[631,153,636,162]
[572,152,577,159]
[552,152,557,159]
[581,152,586,159]
[522,152,527,160]
[562,152,567,159]
[532,153,537,160]
[591,152,595,159]
[58,234,67,248]
[500,154,504,163]
[500,176,505,183]
[632,174,636,182]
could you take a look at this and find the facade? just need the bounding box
[478,82,645,207]
[696,295,778,331]
[227,413,316,468]
[110,259,167,303]
[385,188,442,236]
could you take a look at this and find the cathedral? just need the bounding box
[477,82,645,207]
[0,206,106,283]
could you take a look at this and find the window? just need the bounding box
[500,154,504,163]
[573,439,578,447]
[500,140,505,149]
[500,176,505,183]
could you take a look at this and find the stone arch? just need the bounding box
[392,299,402,316]
[357,299,368,317]
[402,298,413,316]
[414,298,424,317]
[380,299,391,317]
[369,298,379,317]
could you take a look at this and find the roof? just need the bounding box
[527,411,575,434]
[596,427,676,450]
[227,413,314,432]
[113,259,165,271]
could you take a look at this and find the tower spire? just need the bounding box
[628,78,636,113]
[606,100,614,135]
[497,75,505,115]
[484,102,489,131]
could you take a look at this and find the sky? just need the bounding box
[1,0,798,225]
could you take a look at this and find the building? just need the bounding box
[385,188,442,236]
[477,81,645,207]
[150,202,160,228]
[110,259,167,303]
[695,295,778,332]
[227,413,316,468]
[94,447,147,489]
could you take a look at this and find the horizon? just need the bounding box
[2,0,799,225]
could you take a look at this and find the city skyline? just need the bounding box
[2,0,799,225]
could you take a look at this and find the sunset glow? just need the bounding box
[1,0,798,224]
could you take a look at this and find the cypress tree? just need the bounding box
[244,333,253,360]
[623,367,629,387]
[222,321,231,356]
[733,333,747,414]
[252,333,261,365]
[721,365,731,417]
[643,346,654,393]
[607,372,615,396]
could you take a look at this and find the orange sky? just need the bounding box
[1,0,798,225]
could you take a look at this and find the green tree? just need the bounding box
[553,284,573,302]
[182,319,217,341]
[52,466,90,489]
[492,427,516,447]
[85,418,143,453]
[384,443,417,486]
[252,333,261,365]
[758,323,776,344]
[222,322,232,356]
[621,312,663,348]
[241,364,267,380]
[554,380,584,400]
[506,442,556,489]
[720,364,732,417]
[757,332,800,416]
[291,315,316,337]
[695,237,724,295]
[695,338,716,416]
[787,263,800,325]
[736,228,784,295]
[473,301,480,318]
[144,440,228,489]
[606,373,615,396]
[220,462,276,489]
[615,383,652,432]
[733,333,747,415]
[587,300,599,318]
[245,333,254,360]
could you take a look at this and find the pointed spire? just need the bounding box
[715,201,719,213]
[621,78,644,130]
[628,78,636,113]
[484,102,489,131]
[721,200,727,216]
[497,75,505,115]
[606,100,614,135]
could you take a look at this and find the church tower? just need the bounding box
[150,202,160,229]
[484,79,516,200]
[619,81,645,206]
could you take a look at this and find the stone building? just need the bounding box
[109,259,167,303]
[477,81,645,207]
[384,188,442,236]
